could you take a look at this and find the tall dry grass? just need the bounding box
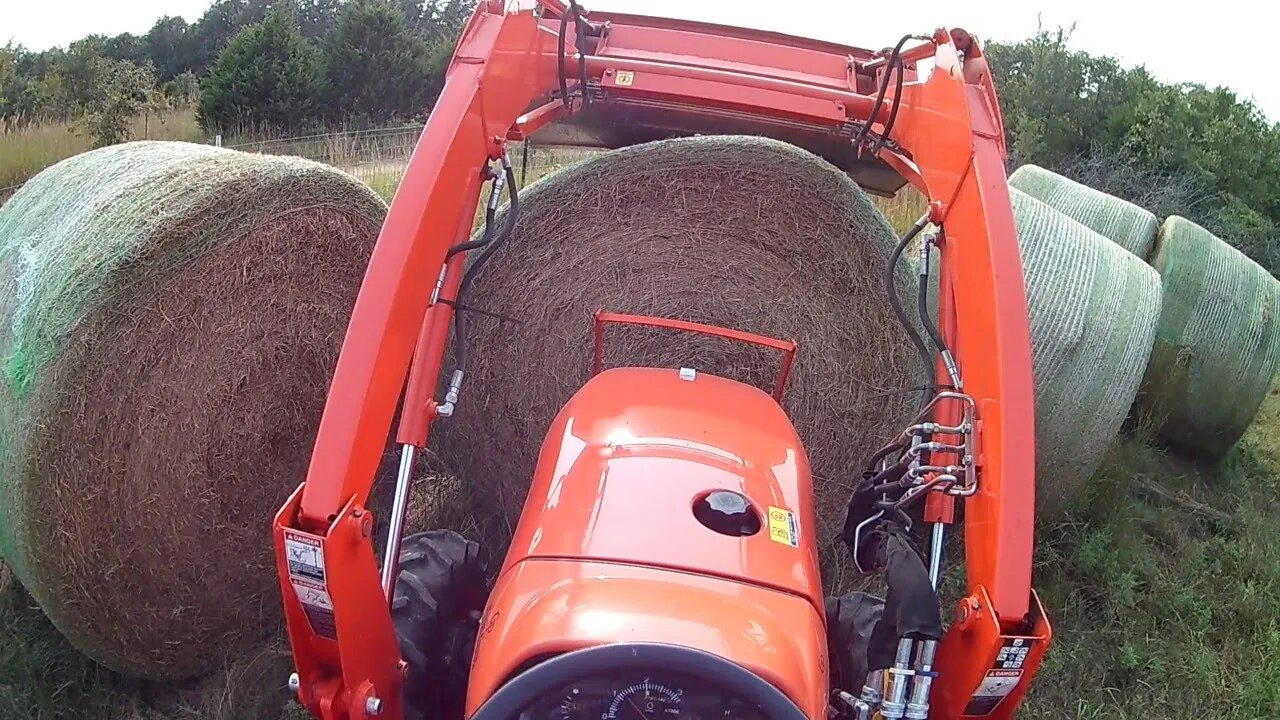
[0,109,206,192]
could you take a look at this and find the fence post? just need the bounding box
[214,134,222,147]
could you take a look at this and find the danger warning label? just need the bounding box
[964,669,1021,716]
[964,638,1033,716]
[284,531,326,583]
[284,531,336,639]
[292,578,337,640]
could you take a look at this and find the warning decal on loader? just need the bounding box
[964,637,1034,715]
[284,531,326,583]
[284,530,337,639]
[767,506,799,547]
[292,578,337,640]
[964,669,1021,716]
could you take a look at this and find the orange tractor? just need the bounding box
[273,2,1051,719]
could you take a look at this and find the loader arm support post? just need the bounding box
[297,5,551,523]
[883,39,1051,718]
[275,6,555,718]
[888,38,1035,620]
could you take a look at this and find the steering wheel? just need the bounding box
[469,643,810,720]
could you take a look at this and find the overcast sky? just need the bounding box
[4,0,1278,121]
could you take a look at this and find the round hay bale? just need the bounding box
[433,135,920,558]
[1135,216,1280,459]
[0,141,385,678]
[1009,164,1159,259]
[1007,188,1162,513]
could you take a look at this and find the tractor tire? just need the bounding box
[392,530,487,720]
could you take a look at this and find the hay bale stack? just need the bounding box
[1009,164,1159,259]
[1135,216,1280,459]
[0,141,385,678]
[433,135,920,550]
[1007,189,1162,512]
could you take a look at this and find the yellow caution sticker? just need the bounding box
[615,70,635,87]
[768,506,799,547]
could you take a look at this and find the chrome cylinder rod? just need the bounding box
[928,522,945,589]
[380,444,417,600]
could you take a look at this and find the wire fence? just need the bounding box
[229,127,604,200]
[0,126,603,206]
[2,126,920,221]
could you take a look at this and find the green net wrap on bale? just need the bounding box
[1009,164,1159,260]
[1136,216,1280,459]
[431,136,920,589]
[0,141,385,678]
[1006,189,1162,513]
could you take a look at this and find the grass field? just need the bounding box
[1019,383,1280,719]
[0,110,206,193]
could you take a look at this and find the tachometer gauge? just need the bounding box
[558,686,606,720]
[604,680,684,720]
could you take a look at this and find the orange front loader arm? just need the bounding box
[272,3,1048,718]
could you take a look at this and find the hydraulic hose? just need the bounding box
[854,34,928,152]
[888,215,935,408]
[450,158,519,377]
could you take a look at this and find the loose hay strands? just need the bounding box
[1008,189,1162,515]
[1136,215,1280,460]
[1010,164,1160,260]
[430,135,921,588]
[0,141,386,678]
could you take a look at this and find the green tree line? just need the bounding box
[0,0,470,143]
[986,28,1280,273]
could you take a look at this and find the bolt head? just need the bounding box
[365,696,383,716]
[287,672,300,692]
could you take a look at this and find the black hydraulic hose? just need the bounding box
[557,0,589,111]
[450,161,519,375]
[870,54,907,153]
[853,34,915,152]
[572,0,590,108]
[918,233,949,356]
[855,34,931,153]
[445,203,496,261]
[888,216,935,408]
[555,8,570,108]
[866,436,909,472]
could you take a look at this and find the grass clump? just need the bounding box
[1022,380,1280,718]
[0,576,304,720]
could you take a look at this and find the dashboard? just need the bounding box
[521,673,766,720]
[470,644,806,720]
